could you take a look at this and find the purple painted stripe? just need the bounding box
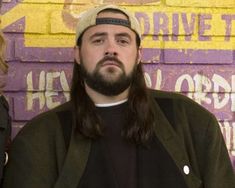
[5,62,73,91]
[5,36,15,61]
[13,92,68,121]
[143,64,235,92]
[3,18,25,33]
[11,41,235,64]
[3,62,235,121]
[142,48,163,63]
[2,0,20,15]
[4,63,235,93]
[15,38,74,62]
[162,49,233,64]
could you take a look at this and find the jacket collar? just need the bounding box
[55,92,201,188]
[54,109,92,188]
[149,92,201,188]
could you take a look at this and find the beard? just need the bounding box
[79,56,138,96]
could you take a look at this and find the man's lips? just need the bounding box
[101,60,121,67]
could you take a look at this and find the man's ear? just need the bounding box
[74,46,80,64]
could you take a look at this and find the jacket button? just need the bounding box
[183,165,190,175]
[4,152,8,165]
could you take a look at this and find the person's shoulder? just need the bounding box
[149,89,220,138]
[149,89,215,119]
[149,88,190,101]
[16,101,72,139]
[149,89,194,103]
[28,101,72,124]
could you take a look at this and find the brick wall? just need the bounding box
[2,0,235,168]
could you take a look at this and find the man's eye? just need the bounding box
[92,39,103,44]
[117,38,130,45]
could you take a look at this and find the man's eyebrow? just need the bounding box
[89,32,132,41]
[89,32,107,40]
[115,32,132,39]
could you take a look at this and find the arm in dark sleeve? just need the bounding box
[202,116,235,188]
[2,121,61,188]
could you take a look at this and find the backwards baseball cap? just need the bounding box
[75,4,141,45]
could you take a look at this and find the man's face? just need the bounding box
[74,11,141,96]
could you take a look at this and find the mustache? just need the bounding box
[97,56,124,69]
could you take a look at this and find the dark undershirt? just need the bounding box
[97,102,137,188]
[78,101,188,188]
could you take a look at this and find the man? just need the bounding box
[3,4,235,188]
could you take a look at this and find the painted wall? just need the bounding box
[2,0,235,168]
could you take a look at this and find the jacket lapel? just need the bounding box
[54,94,202,188]
[54,114,91,188]
[150,95,202,188]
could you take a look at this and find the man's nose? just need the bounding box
[104,40,118,57]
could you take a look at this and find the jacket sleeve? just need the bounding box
[202,116,235,188]
[2,117,64,188]
[3,134,57,188]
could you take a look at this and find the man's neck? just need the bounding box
[84,84,129,105]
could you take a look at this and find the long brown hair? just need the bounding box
[70,59,155,144]
[70,8,155,143]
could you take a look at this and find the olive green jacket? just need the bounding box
[3,90,235,188]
